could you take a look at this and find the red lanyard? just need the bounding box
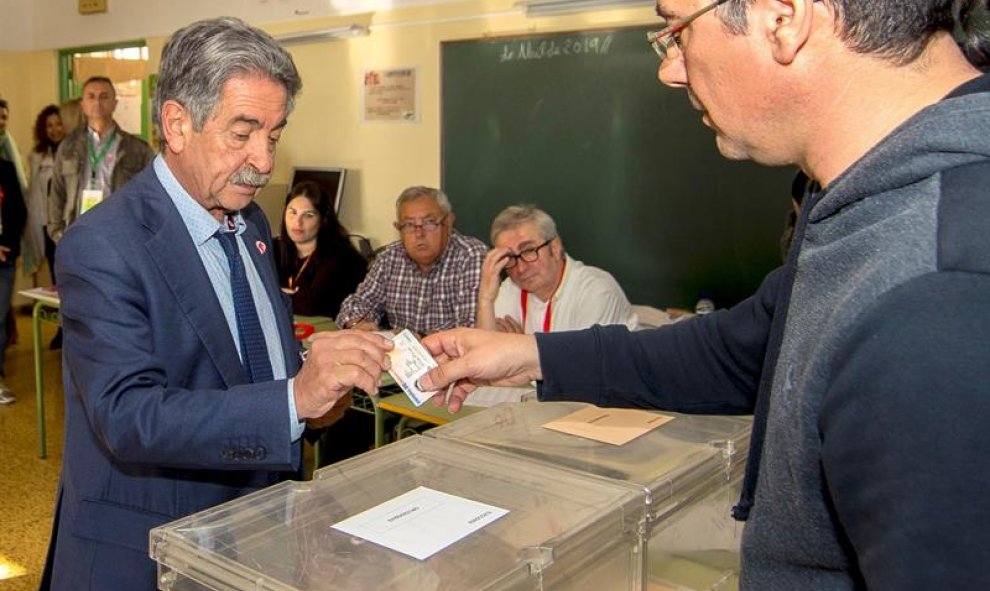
[519,258,566,333]
[520,290,552,333]
[287,254,312,292]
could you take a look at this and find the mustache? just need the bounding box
[229,167,270,187]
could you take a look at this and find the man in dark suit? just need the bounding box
[40,17,392,590]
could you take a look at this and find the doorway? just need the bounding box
[58,40,151,142]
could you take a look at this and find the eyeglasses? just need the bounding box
[647,0,729,61]
[502,238,554,269]
[396,215,447,234]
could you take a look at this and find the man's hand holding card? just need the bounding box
[387,329,445,406]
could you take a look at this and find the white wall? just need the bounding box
[0,0,473,51]
[0,0,35,50]
[0,0,658,251]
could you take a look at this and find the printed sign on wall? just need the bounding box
[363,68,418,123]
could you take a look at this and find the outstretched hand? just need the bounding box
[419,328,541,412]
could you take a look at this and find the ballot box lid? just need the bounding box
[151,435,643,591]
[429,401,751,521]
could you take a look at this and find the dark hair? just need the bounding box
[33,104,62,154]
[278,180,359,269]
[957,0,990,69]
[720,0,977,66]
[0,98,7,111]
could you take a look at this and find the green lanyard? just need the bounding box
[86,128,118,182]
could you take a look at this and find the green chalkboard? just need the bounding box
[441,25,794,309]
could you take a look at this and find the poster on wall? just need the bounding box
[362,68,418,123]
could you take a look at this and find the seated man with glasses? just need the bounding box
[336,186,486,335]
[470,205,636,405]
[477,205,636,334]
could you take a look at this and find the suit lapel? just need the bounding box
[140,172,247,387]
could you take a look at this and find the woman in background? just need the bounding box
[26,104,64,280]
[58,98,83,137]
[275,180,368,319]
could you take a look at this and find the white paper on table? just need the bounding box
[331,486,509,560]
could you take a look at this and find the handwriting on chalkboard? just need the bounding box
[498,34,613,63]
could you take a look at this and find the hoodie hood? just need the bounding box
[812,74,990,223]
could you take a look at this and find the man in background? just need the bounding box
[48,75,153,243]
[337,185,486,335]
[0,158,26,404]
[41,18,391,590]
[477,204,636,334]
[0,98,28,191]
[470,204,636,405]
[421,0,990,588]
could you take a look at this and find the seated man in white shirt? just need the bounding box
[472,205,636,405]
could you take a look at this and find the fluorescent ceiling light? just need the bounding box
[518,0,651,16]
[275,24,369,45]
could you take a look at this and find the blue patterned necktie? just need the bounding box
[215,230,274,383]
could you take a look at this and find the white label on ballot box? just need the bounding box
[331,486,509,560]
[387,329,439,406]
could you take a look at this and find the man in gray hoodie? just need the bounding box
[420,0,990,589]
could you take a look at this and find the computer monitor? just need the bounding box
[288,166,347,214]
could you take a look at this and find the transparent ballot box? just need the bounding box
[150,435,644,591]
[429,402,752,591]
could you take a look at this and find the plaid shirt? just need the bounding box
[336,231,487,334]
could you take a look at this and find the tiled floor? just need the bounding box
[0,313,63,591]
[0,310,383,591]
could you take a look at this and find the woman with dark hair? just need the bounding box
[26,104,64,279]
[274,180,368,318]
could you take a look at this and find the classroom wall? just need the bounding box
[269,1,657,246]
[1,0,658,251]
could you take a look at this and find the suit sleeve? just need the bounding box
[536,266,785,413]
[57,220,298,471]
[819,272,990,590]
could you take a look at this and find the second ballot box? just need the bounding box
[150,434,645,591]
[429,401,752,591]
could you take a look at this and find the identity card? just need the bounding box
[387,329,439,406]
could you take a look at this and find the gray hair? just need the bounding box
[153,17,302,150]
[394,186,452,217]
[717,0,965,66]
[489,205,557,245]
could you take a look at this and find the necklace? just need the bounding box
[283,253,313,295]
